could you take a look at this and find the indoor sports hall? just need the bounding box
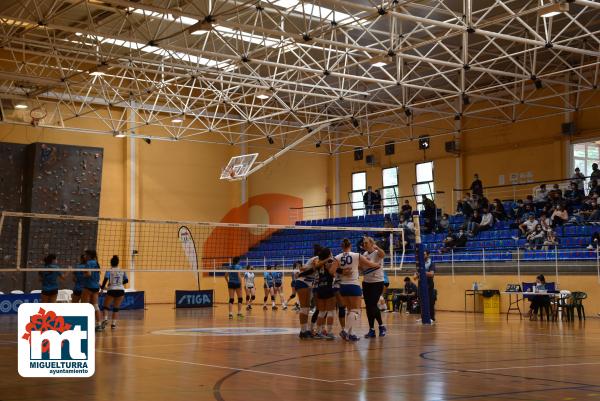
[1,0,600,400]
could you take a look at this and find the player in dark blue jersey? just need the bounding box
[286,261,301,311]
[81,249,102,332]
[71,255,86,303]
[225,256,244,319]
[39,254,63,303]
[313,248,337,340]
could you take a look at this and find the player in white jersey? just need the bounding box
[100,255,129,330]
[296,244,321,339]
[361,236,387,338]
[244,266,256,311]
[333,238,380,341]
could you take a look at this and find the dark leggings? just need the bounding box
[362,281,384,329]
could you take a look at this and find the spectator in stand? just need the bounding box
[517,214,539,238]
[459,194,474,223]
[539,212,552,233]
[591,163,600,181]
[526,225,545,250]
[548,184,563,206]
[422,196,437,233]
[399,215,415,250]
[534,184,549,208]
[543,229,559,250]
[551,205,568,228]
[401,200,413,221]
[514,199,526,220]
[564,181,584,212]
[469,193,480,211]
[587,201,600,222]
[470,174,484,197]
[373,189,382,214]
[470,208,494,237]
[491,198,507,221]
[572,167,586,190]
[467,210,481,237]
[440,228,468,253]
[590,179,600,197]
[438,213,450,233]
[587,232,600,250]
[363,186,376,215]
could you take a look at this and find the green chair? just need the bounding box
[565,292,587,321]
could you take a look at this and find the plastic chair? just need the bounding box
[565,291,587,321]
[30,290,41,294]
[10,290,24,294]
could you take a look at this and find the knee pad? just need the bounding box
[246,295,250,302]
[237,297,243,304]
[229,298,234,304]
[338,306,346,319]
[263,296,268,302]
[271,296,275,301]
[93,304,100,312]
[299,307,309,316]
[289,293,296,299]
[112,307,120,313]
[318,311,327,319]
[251,295,256,301]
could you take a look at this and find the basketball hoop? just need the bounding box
[220,153,258,181]
[30,107,47,127]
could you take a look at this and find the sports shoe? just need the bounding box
[272,305,278,311]
[283,304,288,311]
[348,334,360,342]
[263,305,268,310]
[294,303,300,311]
[111,323,117,329]
[95,325,103,332]
[237,313,244,319]
[379,326,387,337]
[364,329,376,339]
[313,332,325,340]
[101,319,109,330]
[246,305,251,311]
[299,330,313,339]
[324,332,336,340]
[339,330,349,341]
[228,313,234,319]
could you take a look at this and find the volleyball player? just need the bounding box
[333,238,380,341]
[244,266,256,310]
[262,266,275,310]
[225,256,243,319]
[81,250,102,332]
[313,247,337,340]
[271,265,287,310]
[361,236,387,338]
[286,261,301,311]
[71,255,85,303]
[296,244,321,339]
[100,255,128,330]
[39,254,62,303]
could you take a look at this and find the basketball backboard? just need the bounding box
[220,153,258,181]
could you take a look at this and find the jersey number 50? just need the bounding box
[339,255,353,266]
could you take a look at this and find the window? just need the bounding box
[573,141,600,179]
[414,161,435,210]
[351,172,367,216]
[382,167,399,214]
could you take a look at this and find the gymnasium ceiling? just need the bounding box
[0,0,599,156]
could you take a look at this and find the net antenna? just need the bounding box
[220,153,258,181]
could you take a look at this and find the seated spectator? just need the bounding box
[564,182,584,211]
[491,198,507,221]
[548,184,563,206]
[399,215,415,249]
[440,229,467,253]
[467,210,482,236]
[539,212,552,232]
[526,225,545,250]
[401,200,412,221]
[592,163,600,181]
[587,202,600,222]
[590,179,600,197]
[469,208,493,237]
[534,184,549,207]
[479,196,490,212]
[514,199,526,219]
[460,195,474,223]
[543,229,559,250]
[551,205,568,228]
[587,232,600,250]
[572,167,585,190]
[437,213,450,232]
[517,214,539,238]
[393,277,418,312]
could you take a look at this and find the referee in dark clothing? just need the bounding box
[423,250,436,321]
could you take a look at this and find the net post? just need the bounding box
[389,232,394,272]
[482,248,486,282]
[213,259,216,283]
[596,245,599,284]
[451,248,455,283]
[16,218,23,270]
[517,245,521,283]
[399,228,405,271]
[555,245,559,284]
[413,211,431,324]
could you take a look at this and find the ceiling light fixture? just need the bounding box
[14,104,28,109]
[89,71,106,76]
[539,1,569,18]
[113,131,126,138]
[171,117,184,123]
[256,88,273,100]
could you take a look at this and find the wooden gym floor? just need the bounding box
[1,304,600,401]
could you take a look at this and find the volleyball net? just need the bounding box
[0,211,406,273]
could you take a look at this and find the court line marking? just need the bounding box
[332,361,600,382]
[97,350,332,383]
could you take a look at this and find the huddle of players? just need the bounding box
[295,236,386,341]
[38,250,128,331]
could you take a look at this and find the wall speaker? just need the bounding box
[418,136,430,150]
[366,154,377,166]
[385,141,395,155]
[354,147,363,161]
[561,122,576,135]
[445,140,459,154]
